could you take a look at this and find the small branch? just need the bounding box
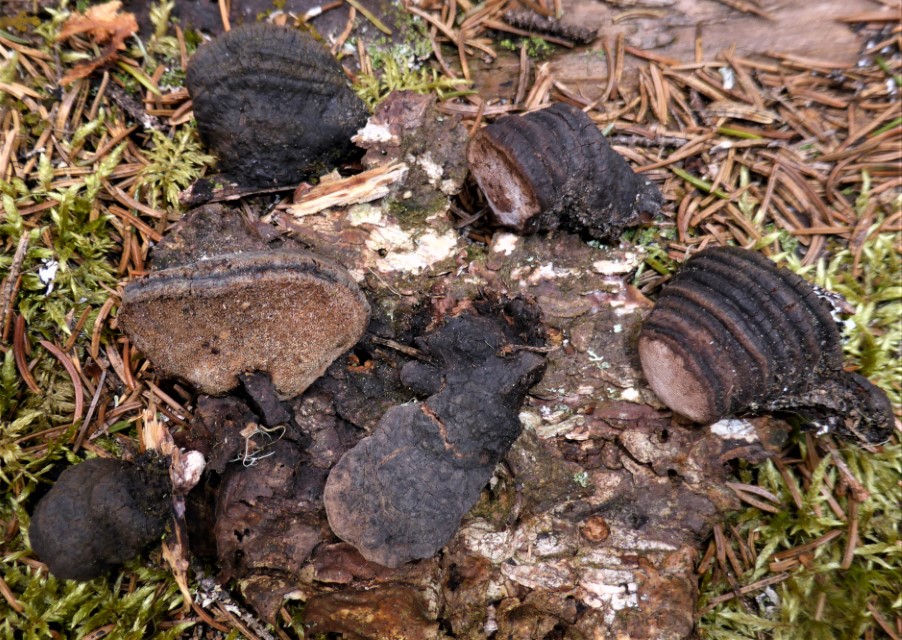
[0,234,28,342]
[279,162,408,219]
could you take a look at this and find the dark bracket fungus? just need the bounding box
[29,457,170,581]
[638,246,894,443]
[467,102,662,240]
[119,249,370,398]
[186,23,369,188]
[324,308,547,568]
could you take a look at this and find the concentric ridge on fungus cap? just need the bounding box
[119,249,370,398]
[467,102,662,240]
[638,247,893,442]
[185,23,369,188]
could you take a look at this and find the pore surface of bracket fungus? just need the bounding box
[119,249,370,397]
[29,457,170,581]
[639,246,893,443]
[324,307,547,568]
[186,23,369,188]
[467,102,662,240]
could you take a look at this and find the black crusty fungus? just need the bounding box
[467,102,662,240]
[186,23,369,188]
[639,246,894,443]
[119,249,370,398]
[324,307,547,568]
[29,457,170,581]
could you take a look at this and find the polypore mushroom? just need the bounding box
[119,249,370,398]
[186,23,369,188]
[29,457,170,581]
[324,307,547,567]
[639,246,893,443]
[467,102,662,240]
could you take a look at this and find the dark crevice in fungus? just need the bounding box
[324,301,548,568]
[638,246,893,443]
[29,456,170,581]
[186,23,369,188]
[467,102,662,240]
[239,371,293,428]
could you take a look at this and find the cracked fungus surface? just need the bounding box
[325,310,546,568]
[119,250,370,398]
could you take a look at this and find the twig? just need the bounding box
[13,315,41,394]
[74,369,107,452]
[278,162,408,219]
[502,9,597,44]
[39,340,85,423]
[0,234,28,342]
[698,572,790,614]
[369,335,427,359]
[711,0,775,20]
[218,0,231,31]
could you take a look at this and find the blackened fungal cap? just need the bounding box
[324,311,546,567]
[29,458,170,581]
[467,102,662,240]
[639,247,844,423]
[119,249,370,398]
[186,23,369,188]
[638,247,894,444]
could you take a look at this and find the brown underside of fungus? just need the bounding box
[467,102,662,240]
[639,246,893,443]
[325,303,547,568]
[185,23,369,188]
[29,457,170,581]
[119,249,370,398]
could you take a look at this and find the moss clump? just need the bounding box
[698,437,900,639]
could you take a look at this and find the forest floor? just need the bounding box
[0,0,899,638]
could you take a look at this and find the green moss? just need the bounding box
[351,12,472,108]
[353,43,471,108]
[698,440,900,639]
[135,127,214,210]
[763,177,901,408]
[499,36,555,59]
[0,559,191,640]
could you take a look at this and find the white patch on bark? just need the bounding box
[491,232,519,256]
[366,224,460,274]
[710,418,757,442]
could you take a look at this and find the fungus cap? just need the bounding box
[185,23,369,187]
[119,250,370,398]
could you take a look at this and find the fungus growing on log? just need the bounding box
[119,249,370,398]
[324,306,547,567]
[467,102,662,240]
[29,457,170,581]
[185,23,369,188]
[639,246,893,443]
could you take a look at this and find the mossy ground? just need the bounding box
[0,1,899,638]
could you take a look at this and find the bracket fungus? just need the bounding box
[119,249,370,398]
[186,23,369,188]
[467,102,662,240]
[29,457,170,581]
[324,307,547,568]
[639,246,893,443]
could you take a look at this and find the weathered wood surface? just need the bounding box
[471,0,876,101]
